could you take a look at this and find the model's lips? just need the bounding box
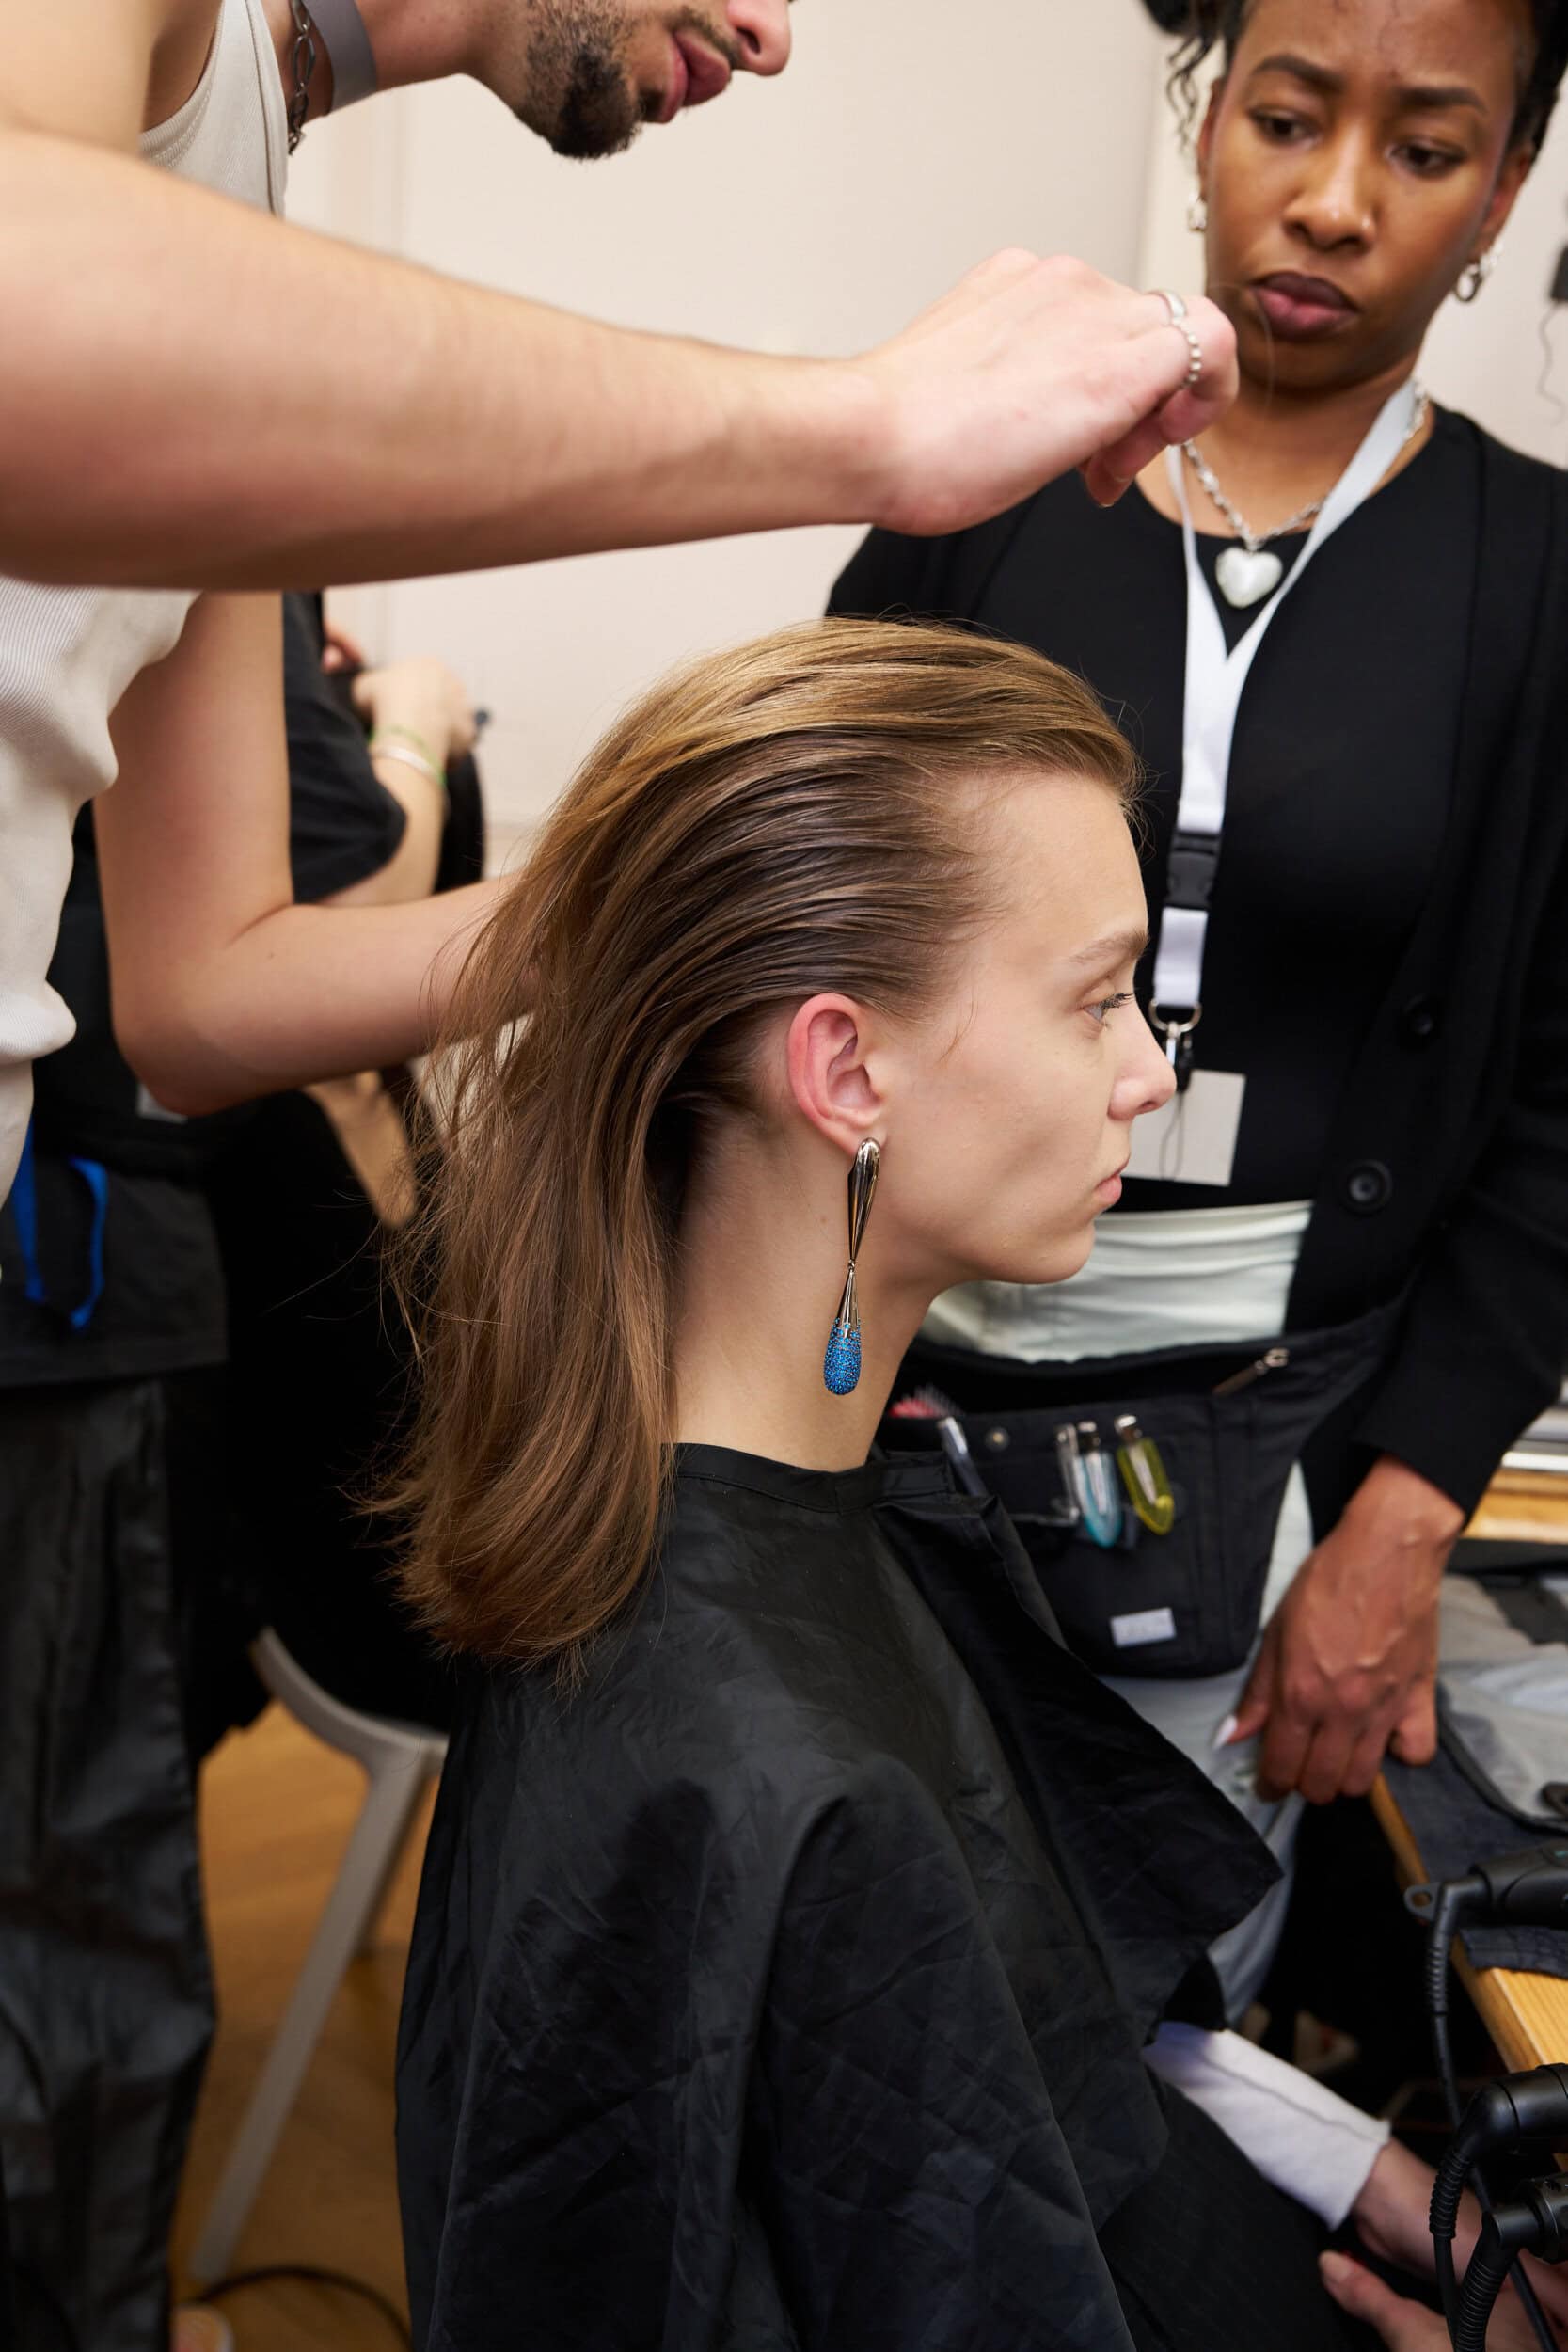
[1094,1162,1129,1206]
[1251,271,1359,341]
[674,31,733,107]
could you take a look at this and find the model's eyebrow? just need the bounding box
[1248,51,1486,115]
[1066,928,1148,977]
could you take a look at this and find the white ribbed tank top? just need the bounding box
[0,0,288,1198]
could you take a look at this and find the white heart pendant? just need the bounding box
[1214,545,1284,608]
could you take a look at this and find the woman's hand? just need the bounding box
[352,656,477,774]
[1227,1454,1458,1803]
[1322,2249,1567,2349]
[1329,2140,1568,2347]
[319,616,367,675]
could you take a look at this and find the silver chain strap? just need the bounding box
[1181,384,1430,554]
[286,0,317,152]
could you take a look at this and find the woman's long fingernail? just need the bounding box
[1211,1712,1239,1752]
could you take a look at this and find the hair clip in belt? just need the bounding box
[1113,1415,1175,1536]
[1061,1420,1123,1549]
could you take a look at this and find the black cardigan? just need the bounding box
[831,420,1568,1523]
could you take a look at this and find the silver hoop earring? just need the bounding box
[1455,251,1495,303]
[822,1139,880,1397]
[1186,190,1209,235]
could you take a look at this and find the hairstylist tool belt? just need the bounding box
[1132,378,1424,1184]
[881,1296,1400,1677]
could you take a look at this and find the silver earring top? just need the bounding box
[846,1138,880,1265]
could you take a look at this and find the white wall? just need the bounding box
[288,3,1168,858]
[1137,47,1568,467]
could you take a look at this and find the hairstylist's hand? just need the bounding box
[1227,1454,1457,1805]
[856,253,1236,538]
[352,656,477,773]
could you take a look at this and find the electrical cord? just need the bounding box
[191,2262,412,2347]
[1455,2179,1568,2351]
[1409,1843,1568,2352]
[1456,2225,1520,2352]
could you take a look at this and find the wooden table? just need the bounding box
[1371,1774,1568,2074]
[1465,1465,1568,1549]
[1366,1461,1568,2066]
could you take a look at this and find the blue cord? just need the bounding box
[9,1121,107,1331]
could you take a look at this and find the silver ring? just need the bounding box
[1149,288,1204,390]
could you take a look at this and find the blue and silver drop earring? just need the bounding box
[822,1137,881,1396]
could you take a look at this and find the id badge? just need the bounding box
[1123,1069,1245,1188]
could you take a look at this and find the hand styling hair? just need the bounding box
[1168,0,1568,156]
[389,617,1134,1671]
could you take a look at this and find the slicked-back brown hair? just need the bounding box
[392,617,1135,1669]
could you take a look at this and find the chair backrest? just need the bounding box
[251,1627,449,1779]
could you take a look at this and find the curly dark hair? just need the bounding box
[1168,0,1568,157]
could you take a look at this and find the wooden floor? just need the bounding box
[170,1705,435,2351]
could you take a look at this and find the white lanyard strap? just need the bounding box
[1150,379,1421,1041]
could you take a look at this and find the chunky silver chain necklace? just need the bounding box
[1182,383,1430,609]
[286,0,317,152]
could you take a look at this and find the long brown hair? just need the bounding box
[393,617,1134,1668]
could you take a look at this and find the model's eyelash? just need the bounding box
[1091,992,1133,1023]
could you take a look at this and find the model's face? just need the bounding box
[1200,0,1533,391]
[499,0,791,158]
[874,774,1172,1297]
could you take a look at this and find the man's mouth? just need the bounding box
[656,30,733,122]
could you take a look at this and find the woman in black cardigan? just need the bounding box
[832,0,1568,2017]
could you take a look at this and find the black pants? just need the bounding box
[0,1381,214,2352]
[1102,2085,1381,2352]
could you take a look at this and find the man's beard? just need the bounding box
[521,3,654,160]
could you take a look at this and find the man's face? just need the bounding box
[508,1,792,159]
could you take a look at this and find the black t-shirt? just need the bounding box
[0,595,414,1387]
[280,591,408,896]
[831,412,1476,1209]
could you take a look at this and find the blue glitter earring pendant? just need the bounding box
[822,1137,881,1396]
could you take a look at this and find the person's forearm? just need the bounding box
[325,749,446,907]
[1145,2025,1389,2228]
[118,876,502,1114]
[1343,1455,1466,1549]
[0,130,880,590]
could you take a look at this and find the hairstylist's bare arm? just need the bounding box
[0,8,1232,586]
[98,593,499,1114]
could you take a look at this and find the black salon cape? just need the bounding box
[396,1448,1278,2351]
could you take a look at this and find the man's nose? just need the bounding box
[726,0,791,76]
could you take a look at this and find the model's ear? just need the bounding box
[785,995,888,1155]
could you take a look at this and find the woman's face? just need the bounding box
[1199,0,1534,392]
[872,774,1172,1298]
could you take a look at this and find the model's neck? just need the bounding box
[673,1144,930,1473]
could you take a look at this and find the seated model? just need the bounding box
[392,620,1560,2351]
